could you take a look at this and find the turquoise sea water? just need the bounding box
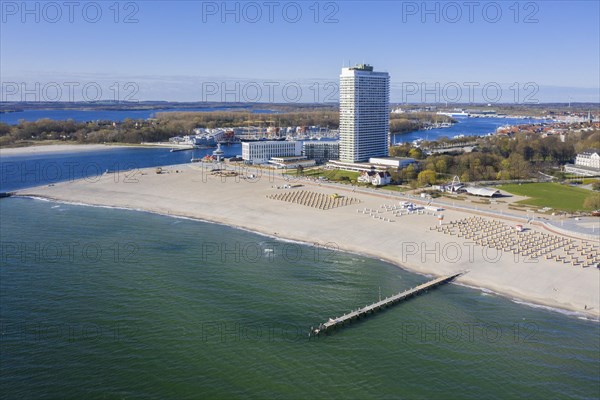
[1,198,599,399]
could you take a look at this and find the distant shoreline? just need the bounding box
[0,143,146,156]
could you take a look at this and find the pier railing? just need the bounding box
[310,271,465,336]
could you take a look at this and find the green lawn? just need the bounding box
[498,183,596,212]
[289,168,360,182]
[380,185,410,192]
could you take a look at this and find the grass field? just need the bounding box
[380,185,410,192]
[498,183,597,212]
[288,168,360,182]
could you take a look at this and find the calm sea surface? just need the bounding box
[0,198,598,399]
[391,116,547,144]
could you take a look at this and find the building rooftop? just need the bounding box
[370,156,416,161]
[580,149,600,155]
[271,156,308,161]
[465,187,500,197]
[349,64,373,71]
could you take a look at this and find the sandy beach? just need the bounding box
[15,163,600,319]
[0,144,139,156]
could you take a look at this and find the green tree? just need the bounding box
[409,147,424,159]
[0,123,11,137]
[468,156,483,181]
[508,153,530,179]
[460,171,471,183]
[434,158,448,174]
[401,164,417,181]
[417,170,437,186]
[583,193,600,209]
[520,145,535,161]
[498,154,530,180]
[497,137,512,158]
[389,143,411,157]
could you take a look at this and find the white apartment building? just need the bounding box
[564,149,600,176]
[575,149,600,170]
[339,64,390,163]
[242,140,302,164]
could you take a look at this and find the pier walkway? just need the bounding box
[310,272,465,335]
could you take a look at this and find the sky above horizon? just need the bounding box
[1,0,599,103]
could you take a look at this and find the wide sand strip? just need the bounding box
[16,163,600,319]
[0,144,140,156]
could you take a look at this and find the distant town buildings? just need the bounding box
[170,128,226,147]
[339,64,390,162]
[242,140,302,164]
[302,141,340,164]
[564,149,600,176]
[437,110,471,118]
[555,114,595,124]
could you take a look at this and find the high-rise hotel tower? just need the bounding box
[339,64,390,163]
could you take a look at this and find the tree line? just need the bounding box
[389,129,599,185]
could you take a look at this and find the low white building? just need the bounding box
[268,156,316,169]
[242,140,302,164]
[326,157,415,173]
[357,171,392,186]
[192,128,226,143]
[564,149,600,176]
[575,149,600,169]
[369,157,416,169]
[326,160,388,173]
[465,187,500,197]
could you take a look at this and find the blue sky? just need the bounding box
[1,0,599,102]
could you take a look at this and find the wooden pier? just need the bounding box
[310,272,465,336]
